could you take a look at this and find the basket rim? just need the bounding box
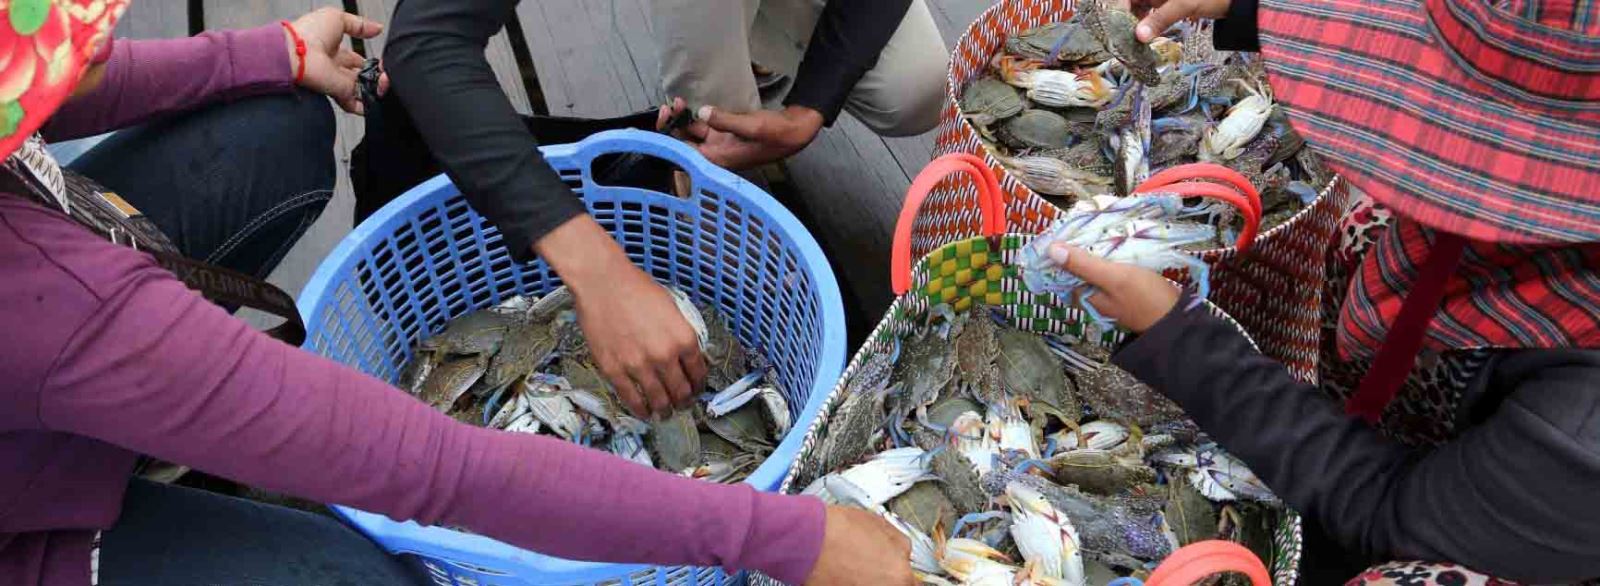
[939,1,1338,256]
[297,129,849,584]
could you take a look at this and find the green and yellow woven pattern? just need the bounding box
[884,235,1123,348]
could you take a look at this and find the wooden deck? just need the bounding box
[115,0,996,339]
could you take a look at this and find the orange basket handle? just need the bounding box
[1145,540,1272,586]
[891,153,1006,296]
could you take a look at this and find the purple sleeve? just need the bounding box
[44,25,294,142]
[6,204,825,584]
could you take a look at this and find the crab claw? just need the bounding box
[705,370,766,417]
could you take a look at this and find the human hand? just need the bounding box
[804,506,916,586]
[285,7,388,114]
[535,216,707,419]
[656,98,824,170]
[1049,243,1181,332]
[1124,0,1232,43]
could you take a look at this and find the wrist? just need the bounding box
[280,21,307,85]
[783,105,825,142]
[533,215,635,296]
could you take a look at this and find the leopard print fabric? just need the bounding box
[1315,189,1492,448]
[1346,561,1520,586]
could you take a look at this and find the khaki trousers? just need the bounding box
[652,0,949,137]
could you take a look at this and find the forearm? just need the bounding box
[46,25,294,141]
[39,271,824,582]
[784,0,912,125]
[1115,301,1600,582]
[386,0,585,262]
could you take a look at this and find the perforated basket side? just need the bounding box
[297,130,845,586]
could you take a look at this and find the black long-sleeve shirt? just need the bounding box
[384,0,910,261]
[1114,298,1600,583]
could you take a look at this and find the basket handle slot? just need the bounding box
[539,129,744,206]
[891,153,1006,296]
[1145,540,1271,586]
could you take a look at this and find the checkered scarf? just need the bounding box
[1338,217,1600,362]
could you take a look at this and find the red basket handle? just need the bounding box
[1145,540,1271,586]
[1135,163,1263,252]
[891,153,1006,296]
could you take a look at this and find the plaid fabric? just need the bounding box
[1256,0,1600,246]
[1336,217,1600,360]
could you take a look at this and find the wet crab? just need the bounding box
[1004,20,1108,66]
[997,109,1077,152]
[1200,79,1273,162]
[962,77,1028,129]
[1081,0,1162,85]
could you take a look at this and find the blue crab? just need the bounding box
[1018,194,1216,327]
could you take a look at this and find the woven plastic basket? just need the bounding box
[752,155,1303,586]
[922,0,1351,382]
[296,129,847,586]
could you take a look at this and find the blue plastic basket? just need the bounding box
[297,130,847,586]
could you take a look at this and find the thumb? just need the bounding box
[1048,243,1123,289]
[697,106,765,140]
[1136,0,1187,42]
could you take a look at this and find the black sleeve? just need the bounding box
[782,0,913,126]
[1212,0,1260,52]
[385,0,585,263]
[1112,297,1600,584]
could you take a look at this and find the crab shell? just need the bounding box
[1000,154,1115,199]
[1004,21,1107,65]
[998,110,1076,152]
[1199,81,1273,162]
[1024,70,1113,109]
[961,77,1027,127]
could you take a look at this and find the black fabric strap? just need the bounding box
[2,164,307,346]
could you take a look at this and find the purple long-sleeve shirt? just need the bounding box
[0,26,824,586]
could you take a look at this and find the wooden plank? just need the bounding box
[515,0,648,117]
[352,0,531,114]
[928,0,996,45]
[115,0,190,39]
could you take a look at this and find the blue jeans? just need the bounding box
[98,480,422,585]
[68,89,336,279]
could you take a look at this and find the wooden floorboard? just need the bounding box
[115,0,190,38]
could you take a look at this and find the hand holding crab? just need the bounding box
[656,97,824,170]
[1047,243,1181,333]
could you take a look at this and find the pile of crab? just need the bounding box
[959,0,1330,245]
[398,287,791,486]
[798,306,1285,585]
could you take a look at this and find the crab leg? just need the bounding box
[705,370,766,417]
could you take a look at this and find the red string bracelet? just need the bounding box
[280,20,307,85]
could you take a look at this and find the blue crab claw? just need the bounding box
[915,444,948,468]
[1043,436,1061,458]
[481,384,513,426]
[1074,287,1118,329]
[1012,458,1055,476]
[706,370,767,417]
[952,511,1009,540]
[1177,254,1212,308]
[1042,336,1100,372]
[1288,180,1319,205]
